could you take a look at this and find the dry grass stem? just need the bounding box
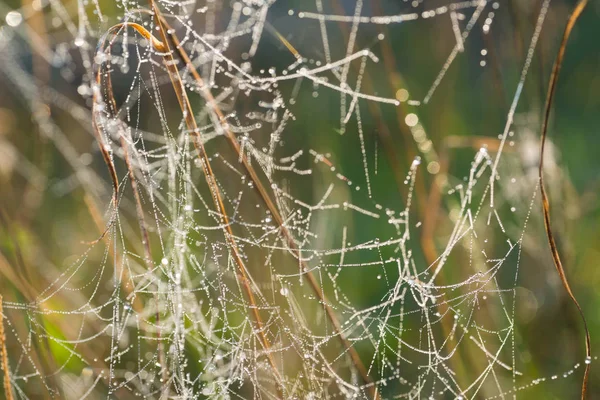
[538,1,591,398]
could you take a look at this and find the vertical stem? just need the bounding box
[146,3,285,394]
[0,296,15,400]
[157,15,379,399]
[93,25,169,392]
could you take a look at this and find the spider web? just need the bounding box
[0,0,593,399]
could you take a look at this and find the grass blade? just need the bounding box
[538,1,591,398]
[156,13,379,399]
[0,296,14,400]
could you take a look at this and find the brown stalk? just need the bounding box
[83,193,144,314]
[155,13,378,399]
[120,139,153,268]
[103,63,154,271]
[94,21,175,390]
[538,0,591,398]
[101,5,286,394]
[0,296,14,400]
[91,21,171,214]
[151,5,285,392]
[92,95,119,210]
[106,69,171,390]
[91,21,172,216]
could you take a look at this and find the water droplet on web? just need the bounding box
[405,113,419,127]
[77,84,90,96]
[74,37,86,47]
[5,11,22,27]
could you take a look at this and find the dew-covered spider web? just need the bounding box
[0,0,594,399]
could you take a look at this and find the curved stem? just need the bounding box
[147,1,285,394]
[156,13,379,400]
[538,1,591,398]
